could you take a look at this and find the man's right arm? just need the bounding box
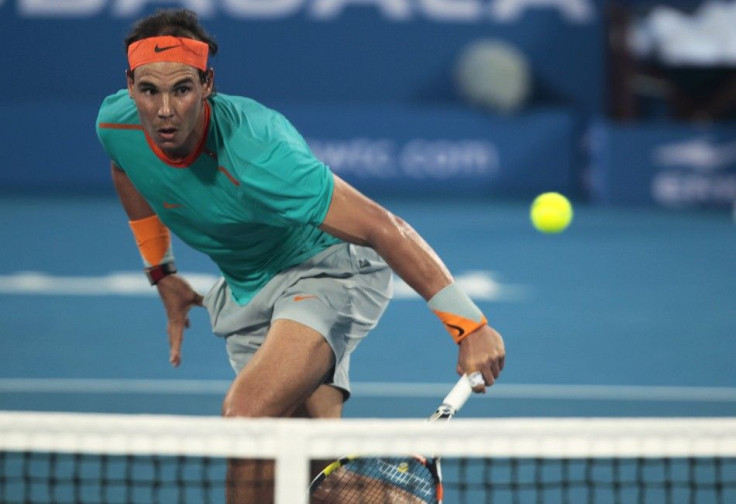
[110,162,203,367]
[111,162,155,220]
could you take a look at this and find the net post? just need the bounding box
[274,420,309,504]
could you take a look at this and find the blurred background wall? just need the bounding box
[1,0,735,208]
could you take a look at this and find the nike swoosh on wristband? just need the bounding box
[154,44,179,53]
[445,323,465,339]
[293,295,317,302]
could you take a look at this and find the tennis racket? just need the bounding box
[308,373,478,504]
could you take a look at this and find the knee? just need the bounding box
[222,395,260,418]
[222,391,290,418]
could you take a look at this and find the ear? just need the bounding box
[203,68,215,99]
[126,69,135,97]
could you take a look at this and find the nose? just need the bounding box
[157,93,174,118]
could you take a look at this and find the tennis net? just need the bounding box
[1,411,736,503]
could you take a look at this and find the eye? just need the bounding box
[140,87,157,96]
[174,86,192,96]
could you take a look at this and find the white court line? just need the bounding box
[1,379,735,402]
[0,271,529,301]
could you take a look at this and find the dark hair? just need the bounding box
[124,9,217,86]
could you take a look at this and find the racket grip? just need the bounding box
[440,374,474,415]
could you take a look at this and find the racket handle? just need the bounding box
[440,374,474,415]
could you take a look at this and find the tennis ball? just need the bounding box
[530,192,573,234]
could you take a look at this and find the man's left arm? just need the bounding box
[319,175,505,391]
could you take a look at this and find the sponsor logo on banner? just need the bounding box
[308,137,499,180]
[14,0,595,23]
[651,137,736,207]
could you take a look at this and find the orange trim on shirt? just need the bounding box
[143,101,212,168]
[218,166,240,187]
[99,123,143,130]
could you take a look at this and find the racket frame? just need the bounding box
[308,374,474,503]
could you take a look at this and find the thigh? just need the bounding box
[292,384,344,419]
[222,318,337,418]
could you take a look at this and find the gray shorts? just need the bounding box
[202,243,393,397]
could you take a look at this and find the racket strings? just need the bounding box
[311,457,439,504]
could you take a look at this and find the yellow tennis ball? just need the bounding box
[530,192,573,234]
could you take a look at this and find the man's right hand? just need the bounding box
[156,274,204,367]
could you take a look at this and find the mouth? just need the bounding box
[157,127,178,141]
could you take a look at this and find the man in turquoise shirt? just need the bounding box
[98,88,341,305]
[97,8,505,502]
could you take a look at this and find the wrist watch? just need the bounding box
[145,262,177,285]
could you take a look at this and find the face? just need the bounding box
[127,62,214,159]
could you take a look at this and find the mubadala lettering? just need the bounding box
[17,0,595,23]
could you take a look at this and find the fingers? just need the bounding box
[467,371,485,394]
[457,365,489,393]
[173,299,200,359]
[461,355,504,393]
[457,325,506,393]
[167,321,184,367]
[489,358,502,381]
[158,277,203,368]
[477,369,495,393]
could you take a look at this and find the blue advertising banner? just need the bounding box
[0,0,600,196]
[590,120,736,208]
[284,103,575,196]
[0,0,604,115]
[0,101,574,196]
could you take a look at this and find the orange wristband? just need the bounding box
[428,283,487,344]
[432,310,488,344]
[128,215,173,267]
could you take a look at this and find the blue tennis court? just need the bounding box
[2,195,735,419]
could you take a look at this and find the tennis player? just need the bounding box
[96,8,505,502]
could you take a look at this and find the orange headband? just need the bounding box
[127,36,209,72]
